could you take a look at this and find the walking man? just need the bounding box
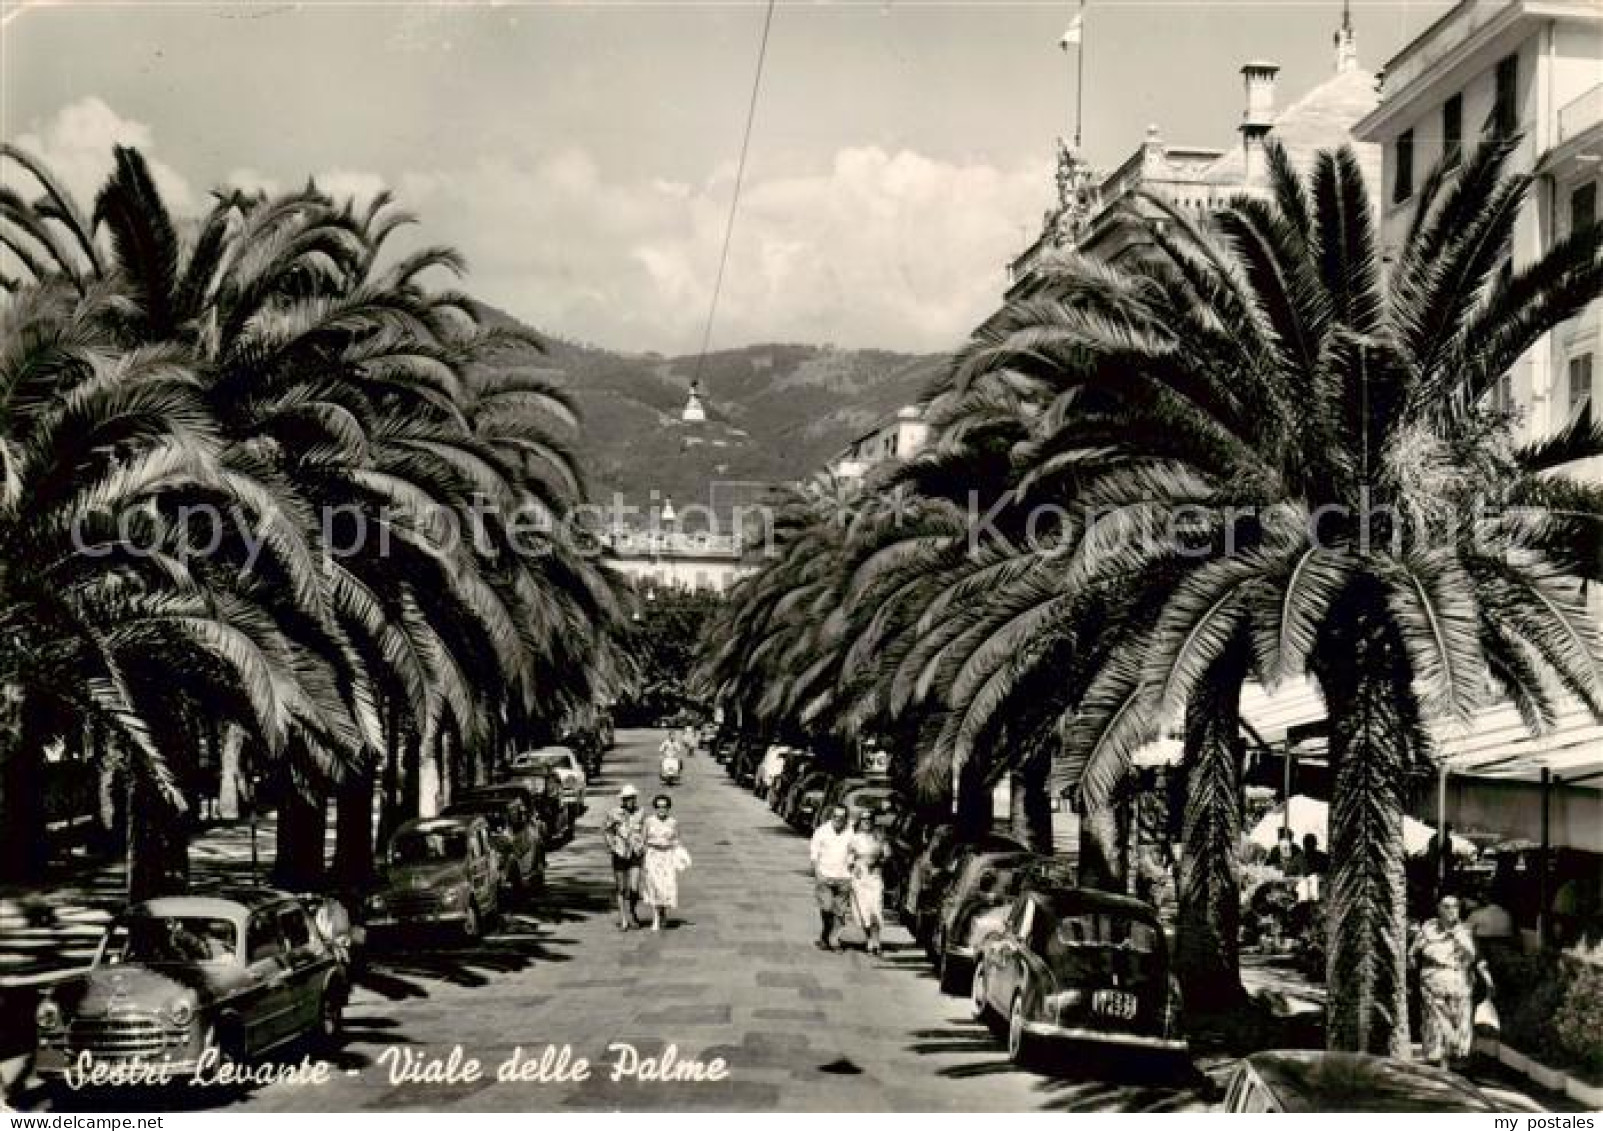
[810,804,853,951]
[604,784,647,930]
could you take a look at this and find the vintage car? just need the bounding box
[768,752,818,812]
[970,886,1187,1065]
[508,747,587,815]
[34,890,347,1077]
[933,853,1078,994]
[781,770,833,829]
[836,784,901,825]
[906,831,1031,946]
[495,766,575,845]
[754,744,793,799]
[442,791,546,902]
[1220,1051,1500,1112]
[365,816,501,941]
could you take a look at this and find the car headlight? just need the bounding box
[366,894,386,912]
[444,886,465,907]
[35,1000,62,1031]
[167,1000,193,1028]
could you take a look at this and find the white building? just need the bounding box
[1005,9,1379,292]
[826,404,931,482]
[1353,0,1602,481]
[603,528,755,594]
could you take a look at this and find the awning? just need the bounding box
[1249,795,1477,856]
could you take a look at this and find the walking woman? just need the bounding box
[1411,895,1492,1068]
[641,794,683,931]
[847,810,887,955]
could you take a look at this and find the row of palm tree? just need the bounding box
[1,145,628,899]
[697,138,1603,1055]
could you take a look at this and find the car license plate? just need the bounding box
[1093,990,1138,1021]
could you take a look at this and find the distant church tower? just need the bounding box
[1334,0,1359,73]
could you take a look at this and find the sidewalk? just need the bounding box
[0,819,279,987]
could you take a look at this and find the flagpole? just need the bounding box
[1074,0,1085,150]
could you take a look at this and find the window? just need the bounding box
[1571,354,1595,429]
[246,915,282,964]
[1443,94,1463,168]
[1393,130,1415,203]
[1493,55,1518,138]
[277,907,311,951]
[1573,182,1598,235]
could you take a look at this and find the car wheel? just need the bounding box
[1007,993,1035,1067]
[971,966,991,1024]
[462,900,482,941]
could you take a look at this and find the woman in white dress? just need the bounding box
[847,810,887,955]
[641,794,682,930]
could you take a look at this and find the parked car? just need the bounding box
[33,890,347,1078]
[781,770,834,829]
[508,746,588,818]
[907,831,1030,945]
[768,752,817,812]
[732,741,764,787]
[884,810,934,911]
[970,886,1186,1066]
[365,816,501,941]
[443,792,546,902]
[490,769,574,846]
[933,853,1080,993]
[1220,1051,1500,1112]
[814,776,872,826]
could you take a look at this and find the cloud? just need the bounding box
[394,144,1050,354]
[9,97,196,214]
[9,96,1053,353]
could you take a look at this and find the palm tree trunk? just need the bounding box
[1078,802,1126,892]
[0,687,48,883]
[953,755,994,837]
[1175,645,1248,1012]
[128,763,189,900]
[1008,745,1054,852]
[1315,611,1416,1058]
[333,763,376,896]
[273,755,328,892]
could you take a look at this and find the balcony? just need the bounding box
[1558,82,1603,144]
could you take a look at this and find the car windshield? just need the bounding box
[514,752,572,773]
[392,830,467,863]
[106,915,237,966]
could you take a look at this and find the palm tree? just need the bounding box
[953,138,1603,1051]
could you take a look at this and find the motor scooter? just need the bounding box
[659,752,682,786]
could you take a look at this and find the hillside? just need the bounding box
[474,304,948,519]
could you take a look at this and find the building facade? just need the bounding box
[602,528,755,594]
[826,404,931,482]
[1355,0,1601,484]
[1004,9,1379,293]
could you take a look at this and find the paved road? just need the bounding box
[222,728,1207,1112]
[29,729,1562,1113]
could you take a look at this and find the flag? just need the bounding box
[1058,12,1082,49]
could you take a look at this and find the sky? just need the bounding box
[1,0,1455,354]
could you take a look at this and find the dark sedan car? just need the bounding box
[1221,1051,1501,1112]
[34,890,347,1078]
[442,792,546,902]
[933,853,1079,994]
[971,886,1186,1066]
[907,832,1031,946]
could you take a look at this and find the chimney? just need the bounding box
[1240,61,1279,184]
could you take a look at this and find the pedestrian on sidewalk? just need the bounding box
[604,785,647,930]
[641,794,683,931]
[848,810,887,956]
[810,804,853,951]
[1410,895,1490,1069]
